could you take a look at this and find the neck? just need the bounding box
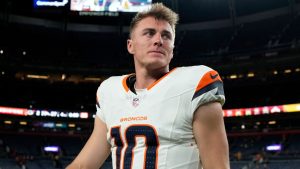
[134,66,169,89]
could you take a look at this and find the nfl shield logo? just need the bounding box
[132,98,139,107]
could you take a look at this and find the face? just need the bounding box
[127,16,175,71]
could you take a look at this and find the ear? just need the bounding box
[127,39,134,54]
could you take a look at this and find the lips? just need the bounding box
[148,50,165,55]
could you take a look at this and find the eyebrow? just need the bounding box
[142,28,155,33]
[161,30,172,36]
[142,28,173,36]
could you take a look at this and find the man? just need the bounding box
[67,2,230,169]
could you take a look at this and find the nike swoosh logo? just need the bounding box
[210,73,219,79]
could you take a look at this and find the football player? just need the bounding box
[67,2,229,169]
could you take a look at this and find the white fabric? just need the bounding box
[96,65,225,169]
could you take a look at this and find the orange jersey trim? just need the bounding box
[195,70,222,93]
[122,74,134,92]
[122,68,177,92]
[147,68,177,90]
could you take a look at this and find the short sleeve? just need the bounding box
[96,83,106,123]
[191,68,225,114]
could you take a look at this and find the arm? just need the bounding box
[193,101,230,169]
[66,116,111,169]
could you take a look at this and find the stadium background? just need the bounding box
[0,0,300,168]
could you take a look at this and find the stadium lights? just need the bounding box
[229,74,237,79]
[43,146,60,152]
[268,121,276,125]
[27,74,49,79]
[68,123,76,128]
[266,144,282,151]
[4,120,12,124]
[1,103,300,119]
[20,121,27,125]
[15,66,299,83]
[56,123,63,127]
[284,69,292,73]
[61,74,66,80]
[84,77,101,81]
[247,72,255,77]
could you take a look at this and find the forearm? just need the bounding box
[66,139,110,169]
[198,126,229,169]
[66,147,110,169]
[66,117,111,169]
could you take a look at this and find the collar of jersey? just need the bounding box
[122,68,177,93]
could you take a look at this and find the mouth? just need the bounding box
[148,50,165,55]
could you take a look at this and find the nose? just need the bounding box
[154,41,163,47]
[154,34,163,47]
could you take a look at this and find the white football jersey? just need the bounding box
[96,65,225,169]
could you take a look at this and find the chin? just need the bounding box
[146,60,169,70]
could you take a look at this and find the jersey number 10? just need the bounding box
[111,125,159,169]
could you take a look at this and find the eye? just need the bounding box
[162,33,171,40]
[144,30,155,37]
[161,32,172,40]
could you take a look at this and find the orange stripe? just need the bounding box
[122,74,133,92]
[147,68,177,90]
[195,70,222,92]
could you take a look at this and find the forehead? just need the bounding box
[133,16,174,34]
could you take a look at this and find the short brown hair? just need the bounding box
[129,3,179,38]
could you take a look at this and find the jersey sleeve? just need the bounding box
[191,67,225,113]
[96,79,109,123]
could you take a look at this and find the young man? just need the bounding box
[67,2,230,169]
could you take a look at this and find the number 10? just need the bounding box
[111,125,159,169]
